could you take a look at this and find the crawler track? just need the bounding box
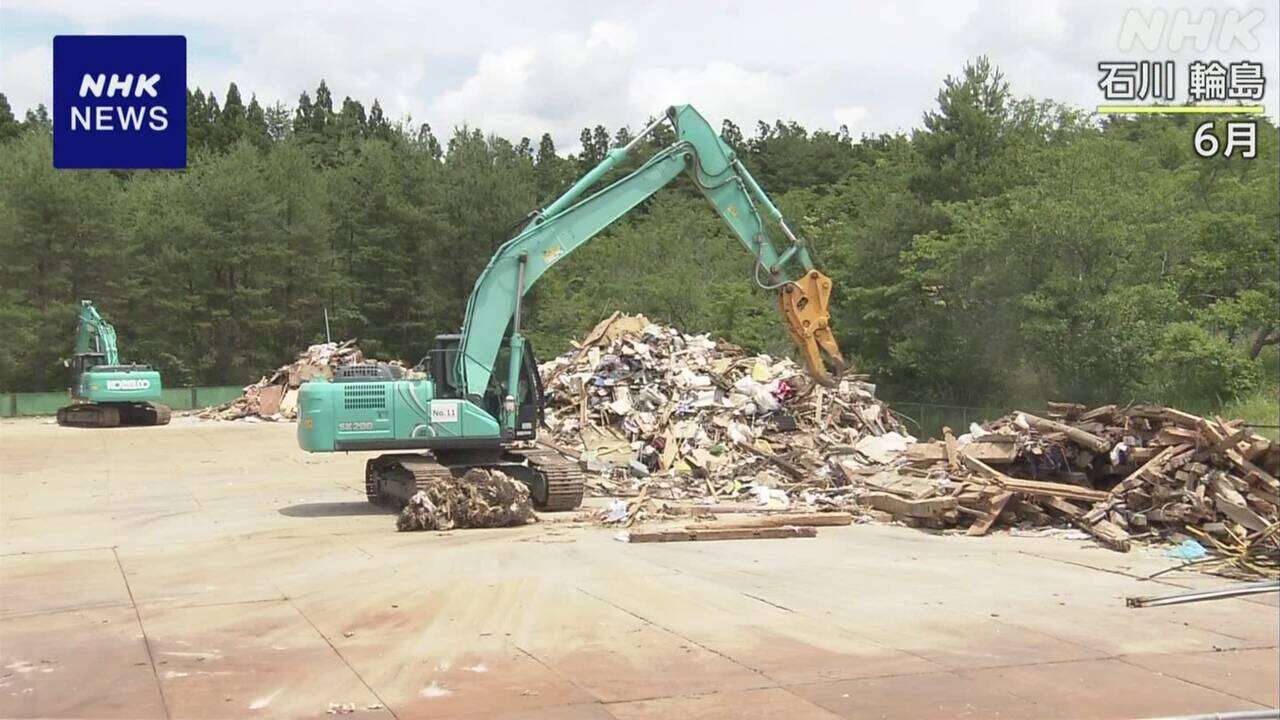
[55,402,171,428]
[365,447,585,511]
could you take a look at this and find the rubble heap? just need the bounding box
[396,468,536,531]
[199,340,414,421]
[538,313,909,517]
[541,314,1277,576]
[874,403,1279,576]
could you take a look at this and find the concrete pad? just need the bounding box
[0,548,130,618]
[115,540,284,608]
[0,606,164,719]
[450,702,616,720]
[1121,648,1280,707]
[577,573,943,683]
[283,570,602,716]
[960,657,1268,719]
[1,417,1276,719]
[606,687,841,719]
[138,600,388,719]
[788,670,1045,719]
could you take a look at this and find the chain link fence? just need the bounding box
[886,401,1010,441]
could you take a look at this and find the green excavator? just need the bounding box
[56,300,172,428]
[296,104,844,510]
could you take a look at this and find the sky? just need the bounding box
[1,0,1276,150]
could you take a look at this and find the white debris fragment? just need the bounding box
[419,681,452,698]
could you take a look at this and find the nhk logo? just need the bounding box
[106,379,151,391]
[72,74,170,131]
[53,35,186,169]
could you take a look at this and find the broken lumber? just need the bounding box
[684,512,852,530]
[861,492,957,519]
[620,526,818,543]
[960,451,1109,502]
[966,492,1013,537]
[1019,412,1112,454]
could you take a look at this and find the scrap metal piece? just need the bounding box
[1126,580,1279,608]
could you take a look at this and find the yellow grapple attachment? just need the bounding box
[777,270,846,387]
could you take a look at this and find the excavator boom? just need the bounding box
[457,104,845,410]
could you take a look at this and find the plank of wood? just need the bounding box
[861,492,957,518]
[959,451,1109,502]
[1019,412,1112,454]
[943,426,960,471]
[1079,404,1119,422]
[907,440,1017,464]
[622,526,817,543]
[1113,444,1191,493]
[999,477,1109,503]
[861,469,937,500]
[1047,402,1086,419]
[684,512,852,531]
[1162,407,1204,429]
[1085,518,1132,552]
[966,492,1013,536]
[1037,497,1131,552]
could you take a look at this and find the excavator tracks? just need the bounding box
[365,447,584,511]
[511,447,586,511]
[55,402,171,428]
[365,455,457,506]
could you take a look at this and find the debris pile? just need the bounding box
[541,314,1277,575]
[397,468,536,531]
[874,403,1279,576]
[538,312,910,523]
[199,340,414,421]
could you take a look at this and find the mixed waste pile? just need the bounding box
[883,403,1280,577]
[199,340,415,421]
[540,314,1279,577]
[538,313,911,518]
[396,468,536,531]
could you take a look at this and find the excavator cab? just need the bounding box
[427,333,544,441]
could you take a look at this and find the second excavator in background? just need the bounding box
[56,300,172,428]
[296,104,844,511]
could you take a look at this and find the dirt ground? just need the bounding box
[1,416,1276,720]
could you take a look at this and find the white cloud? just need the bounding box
[1,0,1275,147]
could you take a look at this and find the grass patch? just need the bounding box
[1217,385,1280,440]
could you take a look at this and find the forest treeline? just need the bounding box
[0,58,1276,410]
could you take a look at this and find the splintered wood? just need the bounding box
[620,526,818,543]
[889,405,1278,576]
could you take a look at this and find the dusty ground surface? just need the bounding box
[1,416,1276,720]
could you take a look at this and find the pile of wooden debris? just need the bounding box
[538,312,909,521]
[856,403,1279,576]
[199,340,415,421]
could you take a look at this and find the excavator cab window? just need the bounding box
[480,338,545,439]
[428,334,462,399]
[69,353,105,392]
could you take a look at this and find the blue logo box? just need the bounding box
[53,35,186,169]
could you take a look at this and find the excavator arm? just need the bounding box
[456,104,845,427]
[74,300,120,365]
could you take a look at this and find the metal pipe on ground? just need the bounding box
[1139,710,1278,720]
[1126,580,1279,608]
